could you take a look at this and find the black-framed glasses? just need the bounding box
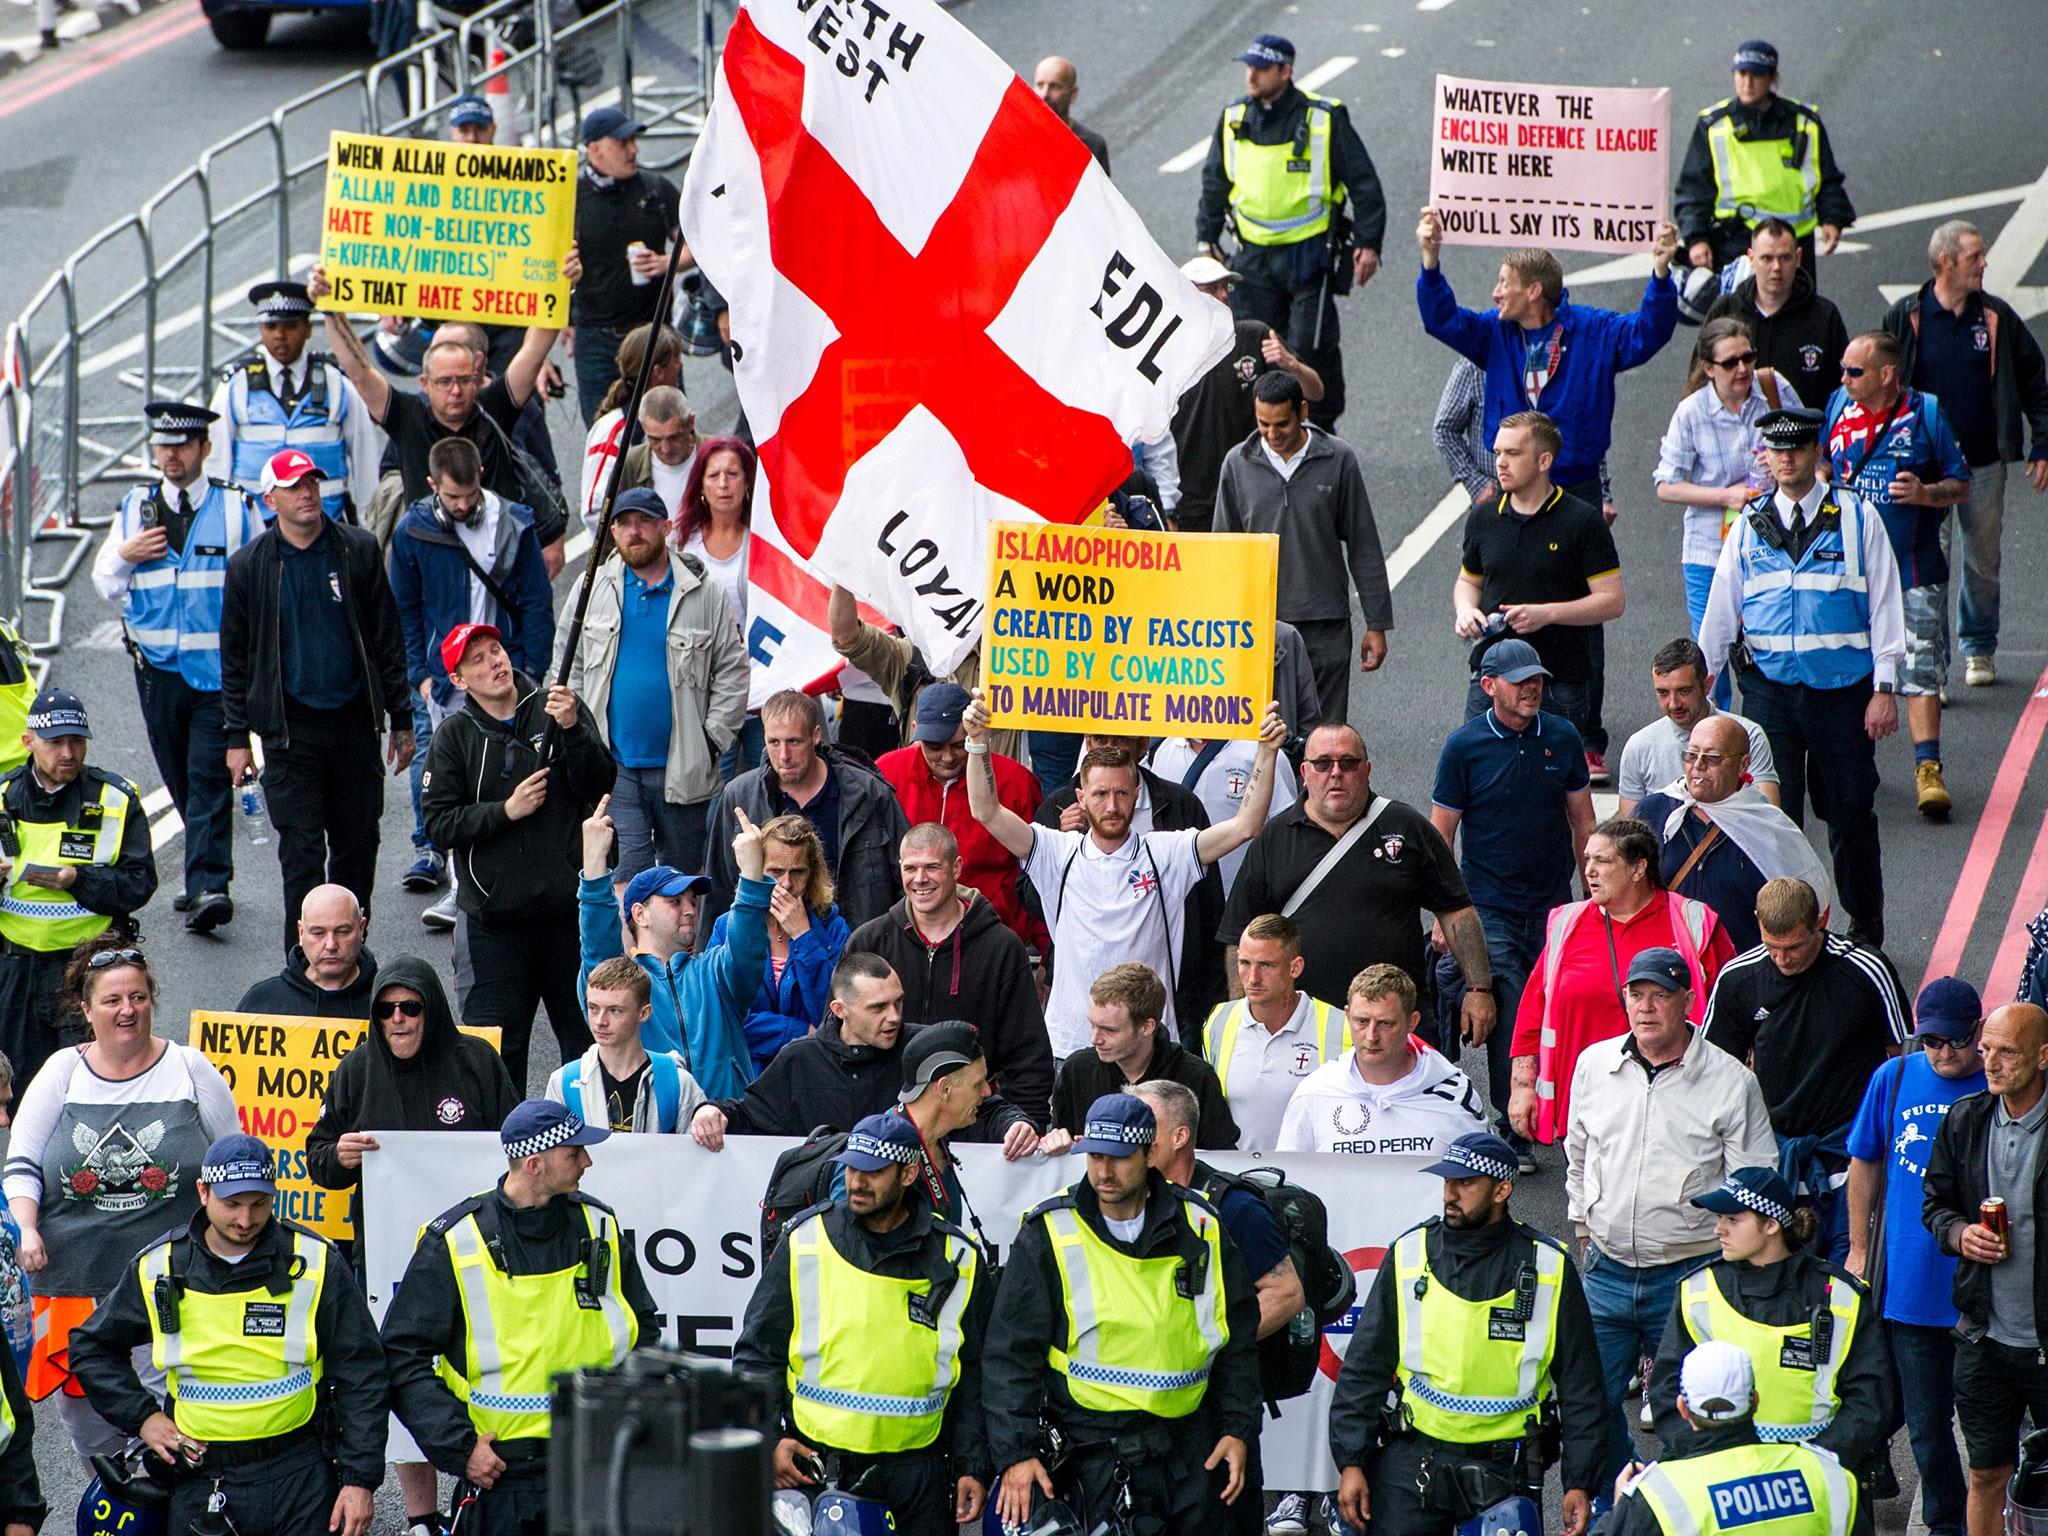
[86,948,144,971]
[373,998,426,1021]
[1709,350,1758,369]
[1304,755,1366,774]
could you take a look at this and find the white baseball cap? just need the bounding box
[1680,1340,1755,1421]
[1181,254,1241,286]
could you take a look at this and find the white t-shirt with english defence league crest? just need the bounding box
[1276,1041,1486,1156]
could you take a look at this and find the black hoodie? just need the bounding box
[235,944,381,1018]
[419,668,615,925]
[847,895,1055,1129]
[305,956,519,1238]
[1703,266,1851,410]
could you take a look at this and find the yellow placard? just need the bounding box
[317,131,578,326]
[193,1010,501,1242]
[980,522,1278,739]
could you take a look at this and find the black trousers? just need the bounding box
[1367,1433,1523,1536]
[454,910,591,1095]
[1231,239,1346,429]
[453,1467,549,1536]
[1292,617,1353,728]
[1555,476,1609,756]
[261,702,384,952]
[167,1439,338,1536]
[1737,670,1885,944]
[135,663,233,899]
[829,1447,953,1536]
[1052,1413,1249,1536]
[0,946,73,1090]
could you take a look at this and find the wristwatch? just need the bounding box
[1874,680,1896,695]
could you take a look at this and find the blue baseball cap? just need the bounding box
[582,105,644,144]
[1915,976,1983,1039]
[609,487,669,523]
[1625,947,1690,993]
[501,1099,609,1159]
[1691,1166,1794,1226]
[447,94,494,127]
[835,1112,924,1172]
[200,1133,277,1198]
[1479,638,1550,683]
[1234,33,1294,66]
[1732,40,1778,74]
[1074,1094,1156,1156]
[622,864,711,915]
[1421,1131,1521,1182]
[913,682,972,744]
[26,687,90,740]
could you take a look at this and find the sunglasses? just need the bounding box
[1709,351,1758,369]
[1839,365,1867,378]
[1680,750,1730,767]
[86,948,145,971]
[1304,755,1366,774]
[373,998,426,1021]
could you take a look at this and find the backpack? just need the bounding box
[1195,1161,1356,1405]
[474,408,570,549]
[758,1126,850,1257]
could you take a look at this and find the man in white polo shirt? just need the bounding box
[1198,912,1347,1151]
[965,690,1285,1060]
[1277,963,1485,1155]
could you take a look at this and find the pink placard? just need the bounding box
[1428,75,1671,254]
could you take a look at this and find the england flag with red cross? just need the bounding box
[680,0,1233,692]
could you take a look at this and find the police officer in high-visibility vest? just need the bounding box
[1696,407,1905,947]
[0,690,155,1089]
[1674,40,1855,277]
[382,1101,657,1536]
[1646,1170,1891,1517]
[733,1111,991,1536]
[984,1093,1260,1535]
[1601,1340,1853,1535]
[1199,912,1347,1151]
[93,400,266,935]
[1329,1131,1607,1535]
[1195,33,1386,430]
[68,1133,388,1536]
[205,283,382,524]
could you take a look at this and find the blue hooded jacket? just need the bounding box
[706,904,849,1072]
[577,871,772,1100]
[388,492,554,708]
[1417,264,1677,488]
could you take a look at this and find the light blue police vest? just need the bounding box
[1733,488,1876,691]
[114,481,263,692]
[226,359,353,521]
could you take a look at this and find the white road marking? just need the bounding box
[1157,56,1358,174]
[1883,166,2048,317]
[1386,484,1471,591]
[1380,47,1407,57]
[1417,0,1455,11]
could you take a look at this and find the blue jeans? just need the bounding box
[1944,459,2008,657]
[1887,1319,1964,1535]
[719,714,764,781]
[609,764,712,883]
[1581,1249,1694,1485]
[408,692,436,852]
[1682,561,1732,708]
[572,324,627,428]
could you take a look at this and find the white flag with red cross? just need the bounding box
[681,0,1232,687]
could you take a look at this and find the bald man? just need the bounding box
[1925,1002,2048,1534]
[1033,56,1109,173]
[235,882,380,1017]
[1632,715,1835,953]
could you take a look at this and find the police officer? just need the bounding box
[0,689,155,1087]
[205,282,382,524]
[381,1101,658,1536]
[93,401,265,933]
[984,1093,1260,1536]
[1329,1131,1606,1536]
[1674,40,1855,276]
[1602,1341,1854,1535]
[1647,1170,1891,1503]
[67,1133,389,1536]
[1195,33,1385,430]
[1696,407,1904,946]
[733,1111,990,1536]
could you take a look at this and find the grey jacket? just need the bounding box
[1273,619,1320,748]
[554,549,748,804]
[703,746,909,931]
[1214,427,1394,629]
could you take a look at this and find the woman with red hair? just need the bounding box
[676,437,761,774]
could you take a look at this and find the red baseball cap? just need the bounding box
[259,448,320,494]
[440,622,502,675]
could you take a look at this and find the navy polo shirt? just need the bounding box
[1431,707,1587,913]
[1914,289,1999,466]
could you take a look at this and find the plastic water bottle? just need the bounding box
[1288,1307,1316,1346]
[239,779,270,845]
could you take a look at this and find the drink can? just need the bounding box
[1984,1197,2010,1255]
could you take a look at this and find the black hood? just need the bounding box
[368,953,462,1071]
[1736,262,1819,318]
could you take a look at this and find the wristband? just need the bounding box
[965,741,991,755]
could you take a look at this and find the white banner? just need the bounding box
[363,1135,1439,1489]
[679,0,1231,678]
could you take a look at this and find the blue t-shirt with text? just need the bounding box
[1844,1049,1985,1326]
[1822,387,1970,589]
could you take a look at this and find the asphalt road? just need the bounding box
[6,0,2048,1528]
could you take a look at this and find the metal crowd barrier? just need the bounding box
[0,0,715,653]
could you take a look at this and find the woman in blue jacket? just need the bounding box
[707,813,848,1071]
